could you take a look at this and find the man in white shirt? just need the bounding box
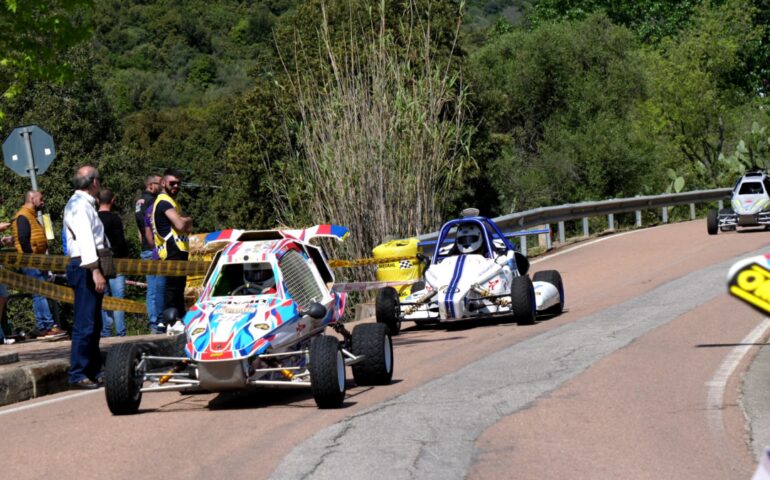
[63,165,108,389]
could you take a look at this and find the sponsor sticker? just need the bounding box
[728,263,770,315]
[221,305,257,314]
[253,323,270,330]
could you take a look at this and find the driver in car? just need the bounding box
[455,223,485,256]
[243,264,277,295]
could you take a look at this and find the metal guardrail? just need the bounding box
[419,188,732,255]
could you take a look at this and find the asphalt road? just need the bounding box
[2,220,769,480]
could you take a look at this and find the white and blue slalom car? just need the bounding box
[708,171,770,234]
[375,209,565,334]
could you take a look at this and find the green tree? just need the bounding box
[0,0,94,118]
[470,14,660,211]
[527,0,702,43]
[635,0,763,186]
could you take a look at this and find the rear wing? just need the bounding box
[277,224,349,242]
[203,225,349,248]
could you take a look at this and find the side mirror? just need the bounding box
[300,302,327,319]
[162,308,180,325]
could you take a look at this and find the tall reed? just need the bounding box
[275,0,473,277]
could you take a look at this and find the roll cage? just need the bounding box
[431,217,516,264]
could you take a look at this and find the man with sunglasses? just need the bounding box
[150,169,193,331]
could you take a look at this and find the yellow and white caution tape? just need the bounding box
[328,255,416,268]
[0,253,210,276]
[0,268,147,314]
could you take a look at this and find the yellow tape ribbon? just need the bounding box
[0,268,147,314]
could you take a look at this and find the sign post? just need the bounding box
[2,125,57,240]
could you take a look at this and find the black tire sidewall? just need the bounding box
[309,335,346,408]
[351,323,393,385]
[375,287,402,335]
[510,276,536,325]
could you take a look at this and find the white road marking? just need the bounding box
[706,318,770,434]
[0,389,101,417]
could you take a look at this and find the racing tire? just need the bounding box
[309,335,346,409]
[707,209,718,235]
[533,270,564,315]
[376,287,402,335]
[351,323,394,386]
[510,276,536,326]
[105,342,145,415]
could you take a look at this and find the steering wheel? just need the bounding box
[229,283,261,296]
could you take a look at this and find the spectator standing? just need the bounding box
[151,169,192,329]
[0,220,14,345]
[135,174,165,334]
[12,191,64,338]
[98,189,128,337]
[63,165,108,389]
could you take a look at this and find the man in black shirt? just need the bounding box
[135,174,165,333]
[98,189,128,337]
[151,169,192,329]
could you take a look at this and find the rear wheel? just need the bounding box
[510,276,536,326]
[351,323,393,385]
[533,270,564,315]
[707,209,718,235]
[309,335,346,409]
[376,287,402,335]
[105,343,145,415]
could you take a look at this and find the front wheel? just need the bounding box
[351,323,393,385]
[105,343,145,415]
[510,276,536,326]
[376,287,402,335]
[533,270,564,315]
[309,335,346,409]
[707,209,718,235]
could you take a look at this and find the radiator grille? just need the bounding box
[279,250,323,309]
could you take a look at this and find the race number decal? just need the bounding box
[728,263,770,315]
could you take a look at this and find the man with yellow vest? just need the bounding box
[13,191,63,338]
[151,169,193,331]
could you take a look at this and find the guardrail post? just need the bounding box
[689,203,696,220]
[635,210,642,228]
[519,235,527,256]
[608,213,615,231]
[718,200,724,210]
[582,217,589,238]
[662,207,668,223]
[546,226,552,250]
[558,221,565,244]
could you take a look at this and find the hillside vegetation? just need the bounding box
[0,0,768,263]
